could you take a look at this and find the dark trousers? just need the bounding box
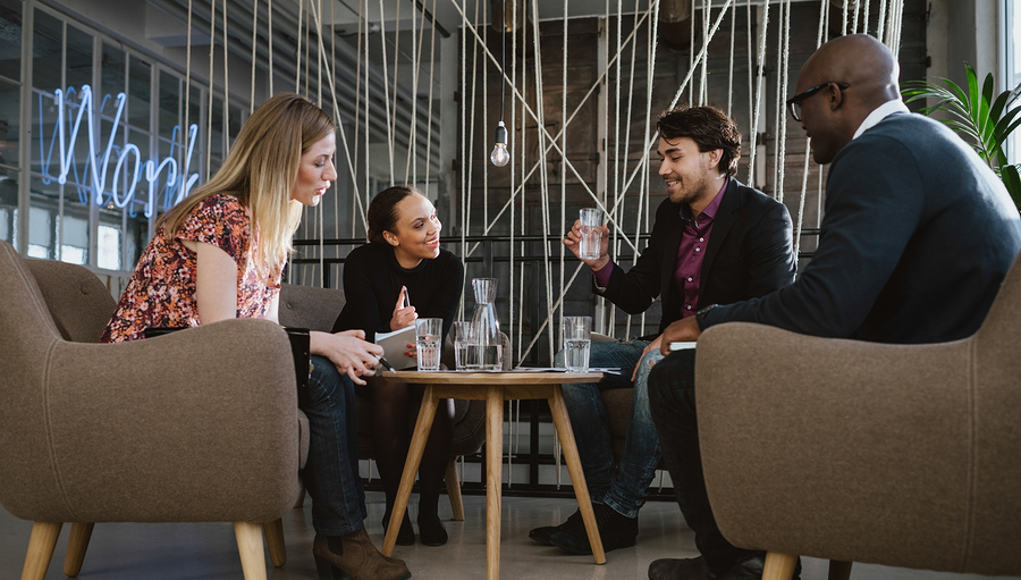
[647,349,762,572]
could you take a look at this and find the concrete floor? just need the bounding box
[1,492,1017,580]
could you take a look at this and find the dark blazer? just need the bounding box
[599,178,797,334]
[704,113,1021,343]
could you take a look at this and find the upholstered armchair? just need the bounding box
[693,255,1021,579]
[0,241,305,580]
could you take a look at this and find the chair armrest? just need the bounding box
[695,322,973,570]
[35,319,300,524]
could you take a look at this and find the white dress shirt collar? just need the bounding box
[852,99,910,140]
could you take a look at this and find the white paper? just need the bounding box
[374,326,417,370]
[668,341,697,351]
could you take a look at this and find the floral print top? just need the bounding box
[100,193,284,343]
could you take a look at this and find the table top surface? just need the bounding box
[380,370,604,384]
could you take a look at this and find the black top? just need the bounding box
[332,242,464,341]
[598,178,797,334]
[703,113,1021,343]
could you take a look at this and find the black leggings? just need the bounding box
[369,378,454,519]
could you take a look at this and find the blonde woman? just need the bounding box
[101,93,410,580]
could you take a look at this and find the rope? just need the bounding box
[775,0,791,203]
[701,0,709,104]
[249,0,257,114]
[205,0,214,181]
[221,0,229,155]
[377,0,395,182]
[184,0,192,181]
[267,0,273,95]
[423,0,438,186]
[877,0,888,41]
[296,0,303,92]
[747,0,769,187]
[727,0,735,116]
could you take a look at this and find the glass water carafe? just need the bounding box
[471,278,503,371]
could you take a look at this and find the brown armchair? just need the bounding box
[692,255,1021,579]
[0,241,304,580]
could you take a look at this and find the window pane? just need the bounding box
[28,174,58,258]
[101,43,126,106]
[159,70,180,142]
[97,220,121,270]
[32,10,61,91]
[66,25,92,90]
[0,0,22,81]
[0,77,18,168]
[0,164,16,244]
[60,211,87,265]
[128,55,150,128]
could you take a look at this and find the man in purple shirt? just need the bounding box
[529,106,797,555]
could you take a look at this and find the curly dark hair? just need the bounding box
[656,106,742,177]
[367,185,418,244]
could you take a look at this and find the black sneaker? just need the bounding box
[549,503,637,555]
[528,509,583,546]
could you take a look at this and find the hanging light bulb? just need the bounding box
[490,121,510,167]
[490,1,510,168]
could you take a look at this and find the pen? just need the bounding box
[402,287,411,309]
[377,356,395,371]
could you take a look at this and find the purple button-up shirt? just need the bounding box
[675,180,727,318]
[593,180,728,320]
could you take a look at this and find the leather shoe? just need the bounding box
[528,509,582,546]
[648,556,710,579]
[381,510,415,546]
[549,503,637,555]
[417,513,448,546]
[648,555,801,580]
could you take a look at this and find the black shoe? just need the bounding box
[648,556,710,580]
[381,510,415,546]
[549,503,637,555]
[648,555,801,580]
[528,509,583,546]
[714,555,801,580]
[417,513,448,546]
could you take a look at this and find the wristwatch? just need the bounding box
[695,304,718,329]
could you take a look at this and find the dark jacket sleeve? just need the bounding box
[702,136,924,337]
[333,246,388,338]
[742,197,797,297]
[597,200,672,314]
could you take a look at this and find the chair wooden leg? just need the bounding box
[485,388,504,580]
[63,522,94,577]
[21,522,62,580]
[828,560,853,580]
[263,519,286,568]
[762,552,799,580]
[446,457,466,521]
[234,522,267,580]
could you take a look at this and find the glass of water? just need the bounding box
[452,321,480,371]
[578,208,603,261]
[415,318,443,371]
[563,315,592,372]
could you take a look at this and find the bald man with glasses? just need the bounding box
[645,34,1021,580]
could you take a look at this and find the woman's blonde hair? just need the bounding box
[157,93,336,273]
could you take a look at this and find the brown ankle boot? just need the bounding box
[313,529,411,580]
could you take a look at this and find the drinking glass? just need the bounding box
[415,318,443,371]
[562,315,592,372]
[452,321,480,371]
[578,208,603,261]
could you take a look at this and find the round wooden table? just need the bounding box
[378,370,606,580]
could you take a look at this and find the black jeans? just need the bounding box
[647,349,762,572]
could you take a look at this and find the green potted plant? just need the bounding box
[902,64,1021,212]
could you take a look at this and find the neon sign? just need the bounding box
[37,84,201,218]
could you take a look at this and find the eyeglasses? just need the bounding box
[786,82,849,121]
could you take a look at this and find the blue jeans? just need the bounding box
[556,339,664,519]
[299,355,367,536]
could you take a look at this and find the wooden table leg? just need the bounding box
[485,388,504,580]
[382,385,439,556]
[548,386,606,564]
